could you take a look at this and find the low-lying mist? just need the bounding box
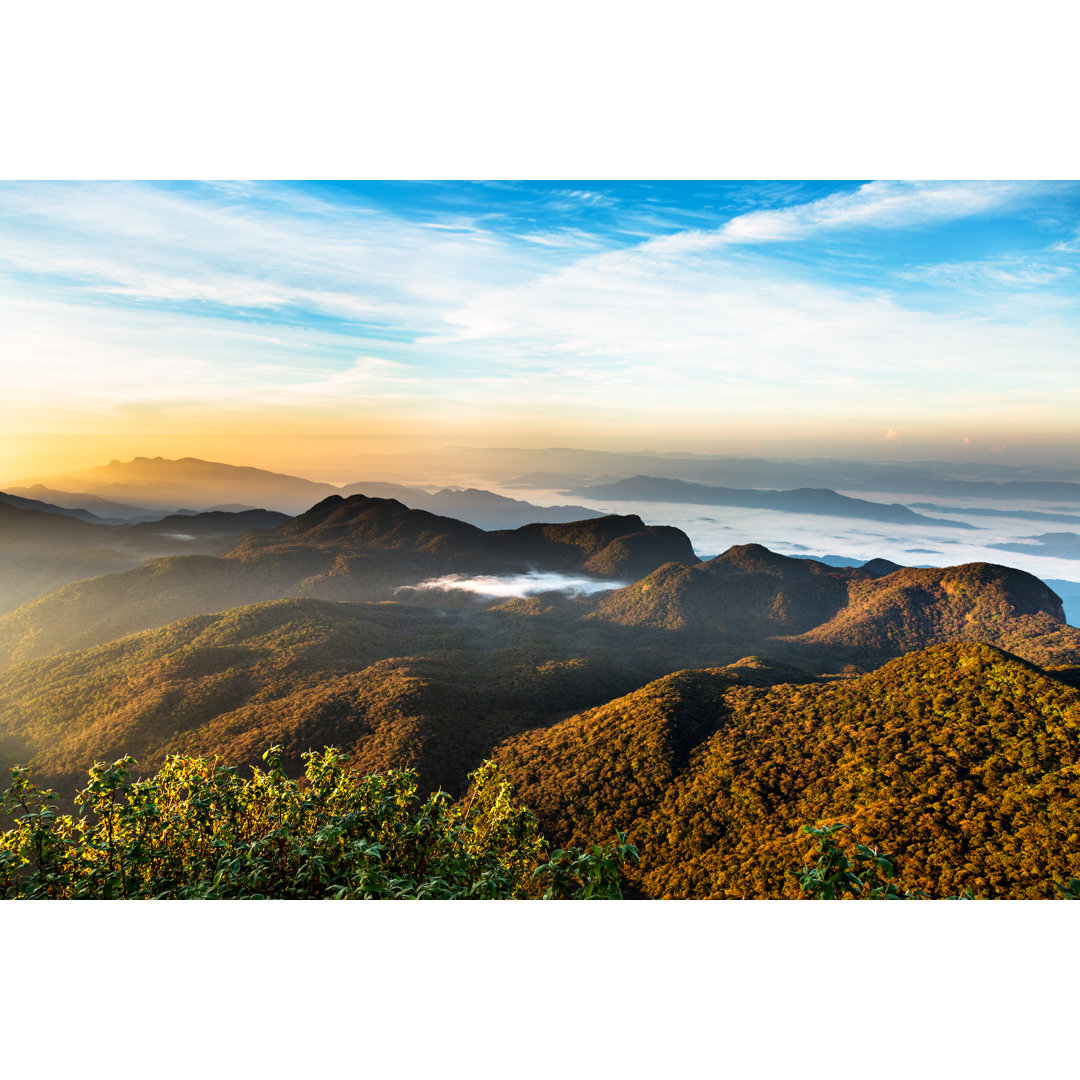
[398,571,627,599]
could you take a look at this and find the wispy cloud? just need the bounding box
[1,180,1078,449]
[905,258,1075,288]
[0,181,548,327]
[284,355,422,401]
[427,231,1080,418]
[644,180,1038,255]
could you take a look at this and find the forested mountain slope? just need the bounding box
[492,643,1080,898]
[0,596,664,799]
[3,539,1080,898]
[591,545,1080,670]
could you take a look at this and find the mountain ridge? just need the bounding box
[569,475,978,527]
[0,501,699,666]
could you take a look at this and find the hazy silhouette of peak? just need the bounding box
[862,557,904,578]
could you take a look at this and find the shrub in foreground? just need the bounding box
[0,747,637,900]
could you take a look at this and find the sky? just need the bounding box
[2,179,1079,480]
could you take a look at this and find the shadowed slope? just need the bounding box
[0,500,696,666]
[0,596,653,799]
[0,501,292,618]
[591,545,1080,670]
[593,545,870,638]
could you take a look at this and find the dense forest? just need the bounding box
[493,643,1080,898]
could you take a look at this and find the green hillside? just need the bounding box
[492,642,1080,898]
[0,597,656,800]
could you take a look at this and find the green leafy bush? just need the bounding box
[793,821,1078,899]
[794,823,927,899]
[0,748,637,900]
[1054,876,1080,898]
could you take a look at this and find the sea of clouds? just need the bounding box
[479,484,1080,625]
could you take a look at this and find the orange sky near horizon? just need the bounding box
[5,415,1079,488]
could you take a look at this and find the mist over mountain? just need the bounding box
[0,490,114,524]
[0,496,113,546]
[328,446,1080,501]
[1,489,1075,676]
[568,475,977,527]
[3,485,173,522]
[0,499,696,666]
[991,533,1080,560]
[0,499,291,616]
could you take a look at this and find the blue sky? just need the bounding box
[2,179,1079,477]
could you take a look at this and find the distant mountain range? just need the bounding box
[5,457,603,529]
[568,475,978,527]
[337,481,600,530]
[991,532,1080,560]
[320,445,1080,501]
[9,457,338,515]
[911,503,1080,526]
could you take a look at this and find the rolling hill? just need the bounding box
[590,545,1080,671]
[492,642,1080,898]
[0,499,291,617]
[0,499,698,666]
[0,595,657,800]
